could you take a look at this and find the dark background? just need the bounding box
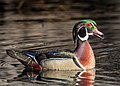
[0,0,120,85]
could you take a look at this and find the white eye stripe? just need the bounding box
[91,23,94,26]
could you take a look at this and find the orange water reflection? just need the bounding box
[14,68,95,85]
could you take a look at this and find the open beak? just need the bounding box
[94,28,104,39]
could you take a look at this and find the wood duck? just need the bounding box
[6,19,104,71]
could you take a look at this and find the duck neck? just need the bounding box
[74,40,95,70]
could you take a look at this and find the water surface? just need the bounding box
[0,0,120,86]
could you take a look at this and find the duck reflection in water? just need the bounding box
[14,68,95,86]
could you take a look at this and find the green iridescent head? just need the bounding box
[72,19,104,43]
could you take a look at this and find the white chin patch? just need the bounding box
[88,33,93,35]
[78,33,89,41]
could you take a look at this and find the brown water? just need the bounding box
[0,0,120,86]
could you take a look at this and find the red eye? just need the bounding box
[86,23,91,27]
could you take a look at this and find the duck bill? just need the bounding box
[94,29,104,39]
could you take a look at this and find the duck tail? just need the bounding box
[6,49,34,67]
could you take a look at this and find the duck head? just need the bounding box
[72,19,104,44]
[73,19,104,70]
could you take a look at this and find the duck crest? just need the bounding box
[75,40,95,70]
